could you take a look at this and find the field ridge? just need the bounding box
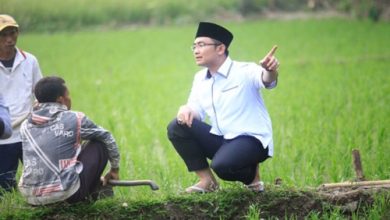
[2,186,389,219]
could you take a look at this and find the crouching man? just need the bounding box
[18,76,120,205]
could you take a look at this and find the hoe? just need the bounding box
[108,179,159,191]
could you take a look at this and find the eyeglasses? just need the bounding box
[191,42,221,51]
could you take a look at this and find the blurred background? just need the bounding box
[1,0,389,32]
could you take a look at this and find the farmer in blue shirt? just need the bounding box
[167,22,279,193]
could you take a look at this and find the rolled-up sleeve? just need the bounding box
[249,64,277,90]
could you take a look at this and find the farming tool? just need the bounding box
[108,179,159,191]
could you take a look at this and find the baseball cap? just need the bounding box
[0,14,19,32]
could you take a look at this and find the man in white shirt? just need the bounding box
[167,22,279,193]
[0,14,42,194]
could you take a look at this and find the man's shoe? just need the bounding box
[245,181,265,192]
[185,182,219,194]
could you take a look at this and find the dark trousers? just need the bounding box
[167,119,269,185]
[0,142,23,194]
[66,140,108,203]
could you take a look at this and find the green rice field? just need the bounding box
[1,18,389,218]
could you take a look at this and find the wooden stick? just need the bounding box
[352,149,365,181]
[320,180,390,189]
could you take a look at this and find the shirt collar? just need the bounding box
[206,56,233,79]
[29,103,68,125]
[0,47,20,69]
[12,47,26,69]
[35,103,68,115]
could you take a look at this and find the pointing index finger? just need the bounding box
[266,45,278,57]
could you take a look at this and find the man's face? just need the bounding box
[192,37,223,67]
[0,27,18,52]
[56,87,72,110]
[62,88,72,110]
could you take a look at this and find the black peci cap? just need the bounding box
[195,22,233,48]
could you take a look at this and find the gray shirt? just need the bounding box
[19,103,120,205]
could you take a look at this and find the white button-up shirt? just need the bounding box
[187,57,276,156]
[0,48,42,144]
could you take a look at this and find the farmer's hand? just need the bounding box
[260,45,279,72]
[102,167,119,186]
[177,105,196,127]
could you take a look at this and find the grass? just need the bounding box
[1,0,242,32]
[0,18,389,218]
[1,0,385,33]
